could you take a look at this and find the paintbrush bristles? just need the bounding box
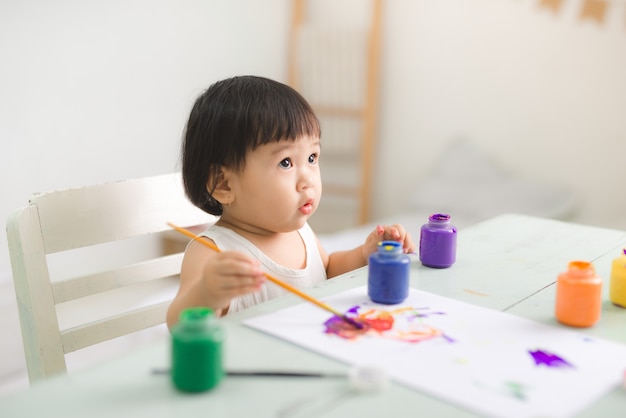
[167,222,363,329]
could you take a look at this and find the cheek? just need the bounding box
[314,171,323,189]
[246,176,284,201]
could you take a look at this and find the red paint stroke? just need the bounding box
[324,305,450,343]
[528,349,575,369]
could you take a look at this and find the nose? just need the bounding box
[298,175,315,192]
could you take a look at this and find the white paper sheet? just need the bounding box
[244,286,626,418]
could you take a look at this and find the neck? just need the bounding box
[215,217,307,270]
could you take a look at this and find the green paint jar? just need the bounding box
[171,307,224,392]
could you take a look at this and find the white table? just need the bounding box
[1,214,625,418]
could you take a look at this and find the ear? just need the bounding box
[207,167,233,205]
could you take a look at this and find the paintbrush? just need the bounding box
[167,222,364,329]
[152,366,389,392]
[151,368,343,378]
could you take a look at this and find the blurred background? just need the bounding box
[1,0,625,393]
[2,0,626,276]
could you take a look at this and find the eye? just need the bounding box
[308,153,318,164]
[279,158,292,169]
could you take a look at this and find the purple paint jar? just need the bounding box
[419,214,457,268]
[368,241,410,304]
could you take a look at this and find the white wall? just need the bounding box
[1,0,625,280]
[375,0,626,227]
[0,0,291,280]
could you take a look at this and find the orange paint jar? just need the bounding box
[555,260,602,328]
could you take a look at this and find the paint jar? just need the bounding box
[171,307,224,392]
[368,240,410,304]
[609,249,626,308]
[419,213,457,268]
[555,261,602,328]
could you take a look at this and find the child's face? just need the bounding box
[223,135,322,234]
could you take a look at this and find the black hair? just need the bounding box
[181,75,321,215]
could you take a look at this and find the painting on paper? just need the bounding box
[244,286,626,418]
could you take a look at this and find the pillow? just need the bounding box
[409,139,578,222]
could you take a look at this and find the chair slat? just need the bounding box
[61,302,169,353]
[52,253,184,304]
[34,173,214,254]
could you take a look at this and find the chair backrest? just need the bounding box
[6,172,214,382]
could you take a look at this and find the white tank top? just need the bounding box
[198,223,327,313]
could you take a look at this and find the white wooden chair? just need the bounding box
[6,173,214,382]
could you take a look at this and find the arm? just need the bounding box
[322,224,417,279]
[166,239,265,329]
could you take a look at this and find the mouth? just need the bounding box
[299,199,314,215]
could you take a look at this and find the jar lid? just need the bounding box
[378,241,402,253]
[429,213,451,222]
[179,307,215,324]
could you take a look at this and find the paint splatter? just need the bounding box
[324,305,451,344]
[463,288,490,297]
[528,349,575,369]
[503,381,528,401]
[475,379,530,402]
[406,307,447,319]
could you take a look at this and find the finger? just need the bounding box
[217,270,264,290]
[224,279,264,295]
[214,253,263,275]
[383,226,401,241]
[403,232,416,253]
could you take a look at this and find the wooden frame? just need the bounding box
[288,0,383,226]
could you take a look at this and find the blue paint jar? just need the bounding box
[368,241,410,304]
[419,213,457,268]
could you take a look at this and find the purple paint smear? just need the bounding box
[408,307,447,320]
[529,349,575,369]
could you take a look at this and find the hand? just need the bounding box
[362,224,416,261]
[199,250,266,311]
